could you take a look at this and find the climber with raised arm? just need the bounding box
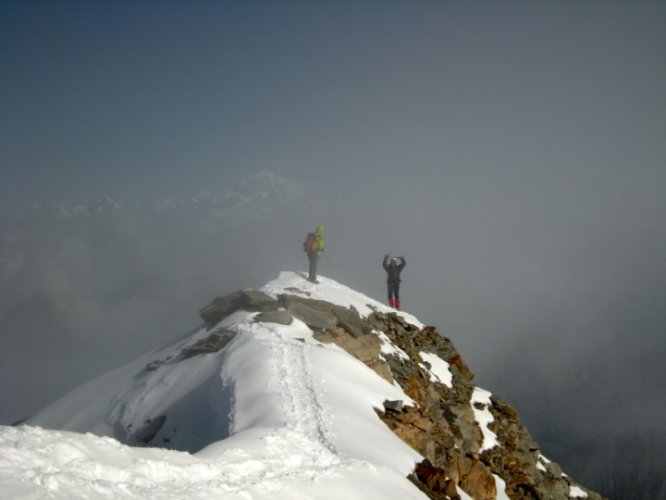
[383,254,406,309]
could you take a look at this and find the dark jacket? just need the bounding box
[383,255,406,284]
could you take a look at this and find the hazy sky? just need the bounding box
[1,2,665,497]
[2,1,664,203]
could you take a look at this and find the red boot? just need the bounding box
[395,298,401,310]
[388,297,395,308]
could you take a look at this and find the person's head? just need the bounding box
[315,224,325,236]
[390,257,399,266]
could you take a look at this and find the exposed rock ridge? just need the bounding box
[196,289,604,500]
[366,311,604,500]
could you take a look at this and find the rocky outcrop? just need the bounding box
[181,327,237,358]
[193,289,604,499]
[313,326,393,383]
[278,294,371,338]
[145,326,238,371]
[366,311,604,500]
[199,289,277,324]
[253,310,294,325]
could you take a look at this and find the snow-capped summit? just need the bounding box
[0,171,306,217]
[1,272,603,499]
[225,170,306,203]
[156,171,306,213]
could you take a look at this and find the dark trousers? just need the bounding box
[387,282,400,300]
[307,251,318,281]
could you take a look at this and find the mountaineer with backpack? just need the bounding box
[383,254,406,310]
[303,225,325,283]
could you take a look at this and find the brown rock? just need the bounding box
[460,462,497,500]
[414,459,449,493]
[313,328,393,382]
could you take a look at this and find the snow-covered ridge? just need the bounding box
[262,271,424,328]
[0,272,603,499]
[3,272,425,498]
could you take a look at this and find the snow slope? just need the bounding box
[1,272,437,499]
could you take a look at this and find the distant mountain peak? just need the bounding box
[1,171,306,217]
[222,170,306,204]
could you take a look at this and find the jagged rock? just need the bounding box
[411,459,450,497]
[279,295,372,338]
[460,461,497,500]
[280,295,339,330]
[199,289,277,324]
[331,305,369,338]
[490,395,519,420]
[191,291,605,500]
[313,327,393,382]
[253,310,293,325]
[360,310,605,499]
[378,407,440,463]
[383,400,404,412]
[181,328,237,358]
